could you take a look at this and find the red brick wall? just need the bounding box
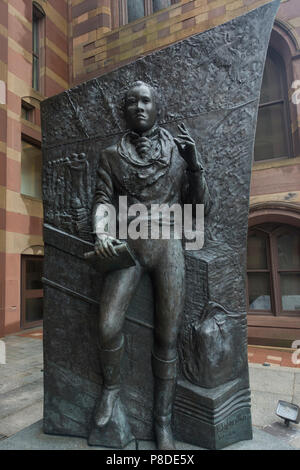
[0,0,70,335]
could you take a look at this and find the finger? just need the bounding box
[114,239,124,246]
[105,239,117,258]
[174,138,186,146]
[103,239,113,258]
[96,239,107,258]
[177,134,194,142]
[178,123,188,133]
[95,244,105,258]
[107,241,118,257]
[177,125,192,135]
[97,242,107,259]
[173,138,182,148]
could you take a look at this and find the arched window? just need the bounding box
[254,48,292,162]
[247,224,300,316]
[32,2,45,91]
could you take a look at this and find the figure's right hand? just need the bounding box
[94,234,122,258]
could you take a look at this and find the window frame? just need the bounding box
[247,227,275,315]
[32,2,45,92]
[21,101,35,123]
[20,135,43,200]
[115,0,179,27]
[254,47,293,162]
[21,255,44,329]
[247,224,300,317]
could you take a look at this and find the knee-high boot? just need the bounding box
[94,337,124,428]
[152,352,177,450]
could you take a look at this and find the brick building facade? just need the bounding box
[0,0,299,346]
[0,0,69,335]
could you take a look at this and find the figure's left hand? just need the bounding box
[174,123,203,171]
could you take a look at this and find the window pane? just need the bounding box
[22,105,34,122]
[26,259,43,290]
[280,273,300,311]
[33,18,39,55]
[277,232,300,270]
[153,0,171,12]
[32,55,39,90]
[21,106,29,120]
[260,55,283,103]
[254,103,289,161]
[248,273,271,311]
[127,0,145,22]
[247,232,268,269]
[25,297,43,322]
[21,140,42,199]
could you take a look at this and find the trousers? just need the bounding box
[98,238,185,361]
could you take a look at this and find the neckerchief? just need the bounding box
[116,126,175,196]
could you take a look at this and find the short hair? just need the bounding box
[122,81,161,117]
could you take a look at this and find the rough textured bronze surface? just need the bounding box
[41,1,280,449]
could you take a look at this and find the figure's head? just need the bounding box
[124,81,158,133]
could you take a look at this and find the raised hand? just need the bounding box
[174,123,203,172]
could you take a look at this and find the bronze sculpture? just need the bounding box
[42,1,280,449]
[91,81,211,449]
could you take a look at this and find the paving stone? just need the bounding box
[251,390,293,427]
[262,421,300,450]
[292,394,300,407]
[0,379,43,419]
[249,364,295,395]
[0,401,43,437]
[290,436,300,449]
[224,427,294,450]
[0,370,43,395]
[293,372,300,397]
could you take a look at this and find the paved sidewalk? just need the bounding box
[0,329,43,440]
[0,328,300,450]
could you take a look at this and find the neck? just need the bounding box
[129,123,159,138]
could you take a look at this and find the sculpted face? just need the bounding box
[125,84,157,133]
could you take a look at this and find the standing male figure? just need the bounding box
[92,81,211,449]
